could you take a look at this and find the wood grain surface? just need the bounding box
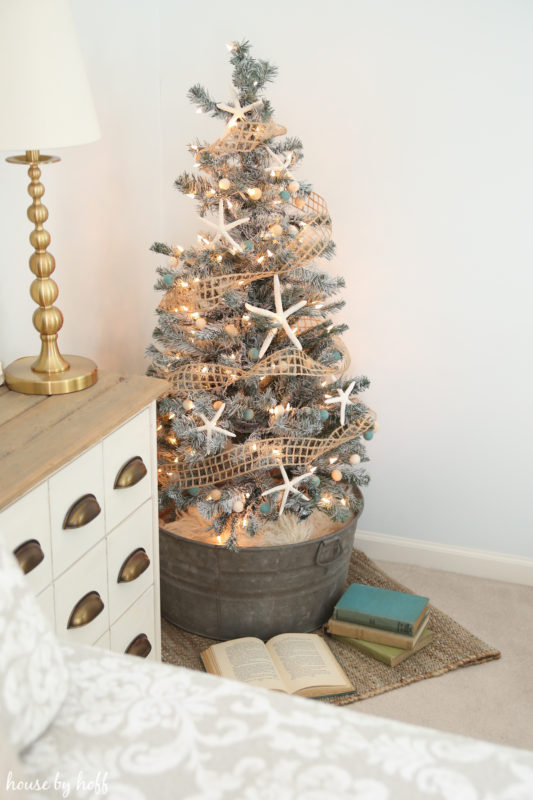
[0,373,166,511]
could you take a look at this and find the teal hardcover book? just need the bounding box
[333,583,429,635]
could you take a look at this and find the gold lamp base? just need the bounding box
[5,150,98,397]
[4,355,97,396]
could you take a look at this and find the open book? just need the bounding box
[201,632,355,698]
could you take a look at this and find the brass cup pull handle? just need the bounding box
[114,456,147,489]
[125,633,152,658]
[67,591,104,629]
[118,547,150,583]
[13,539,45,575]
[63,494,102,530]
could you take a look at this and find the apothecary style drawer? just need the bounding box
[54,539,109,646]
[110,585,155,659]
[106,500,153,625]
[0,482,52,595]
[49,443,105,577]
[103,408,152,532]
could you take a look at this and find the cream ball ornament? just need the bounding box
[210,489,222,501]
[195,317,207,330]
[270,223,283,237]
[247,187,262,200]
[182,399,194,411]
[349,453,361,465]
[288,180,300,194]
[233,499,244,513]
[225,323,239,337]
[331,469,343,482]
[218,178,231,190]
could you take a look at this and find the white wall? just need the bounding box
[1,1,531,559]
[159,0,533,559]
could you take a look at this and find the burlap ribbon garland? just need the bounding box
[159,409,376,489]
[159,191,332,314]
[164,347,344,394]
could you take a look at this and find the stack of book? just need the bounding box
[326,583,433,667]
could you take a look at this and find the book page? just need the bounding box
[207,637,287,692]
[266,633,352,695]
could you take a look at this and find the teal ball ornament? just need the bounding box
[248,347,259,361]
[363,430,374,441]
[244,240,254,251]
[243,409,254,421]
[310,475,321,487]
[188,487,199,496]
[279,190,291,201]
[163,274,174,286]
[331,350,342,362]
[319,409,329,421]
[260,502,271,514]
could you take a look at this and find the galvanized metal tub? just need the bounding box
[159,490,363,641]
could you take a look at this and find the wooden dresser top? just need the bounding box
[0,372,166,511]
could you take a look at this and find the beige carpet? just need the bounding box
[355,558,533,751]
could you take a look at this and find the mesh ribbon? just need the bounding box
[159,410,376,489]
[164,347,341,394]
[202,120,287,155]
[159,192,332,313]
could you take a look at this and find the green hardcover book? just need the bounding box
[333,583,429,635]
[332,629,434,667]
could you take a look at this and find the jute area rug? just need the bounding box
[161,548,501,706]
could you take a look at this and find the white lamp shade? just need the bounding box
[0,0,101,150]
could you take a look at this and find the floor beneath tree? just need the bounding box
[348,557,533,751]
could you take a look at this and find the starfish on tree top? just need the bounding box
[217,84,263,128]
[264,146,294,179]
[245,275,306,359]
[261,463,314,516]
[324,380,357,426]
[201,200,249,252]
[193,402,236,445]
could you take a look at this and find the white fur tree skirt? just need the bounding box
[162,506,348,547]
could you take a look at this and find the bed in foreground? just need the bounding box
[1,537,532,800]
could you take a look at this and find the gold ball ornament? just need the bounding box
[270,223,283,237]
[349,453,361,465]
[294,197,305,209]
[182,399,194,411]
[233,499,244,513]
[210,489,222,501]
[288,181,300,194]
[195,317,207,329]
[247,187,262,200]
[225,323,239,337]
[213,400,224,410]
[219,178,231,190]
[331,469,343,482]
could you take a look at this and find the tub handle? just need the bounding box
[316,536,343,566]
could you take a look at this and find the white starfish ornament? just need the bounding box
[261,464,314,516]
[324,380,357,426]
[193,402,236,445]
[245,275,306,359]
[265,147,294,179]
[201,200,249,252]
[217,84,263,128]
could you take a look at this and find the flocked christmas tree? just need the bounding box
[148,41,377,547]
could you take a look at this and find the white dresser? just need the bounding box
[0,373,165,660]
